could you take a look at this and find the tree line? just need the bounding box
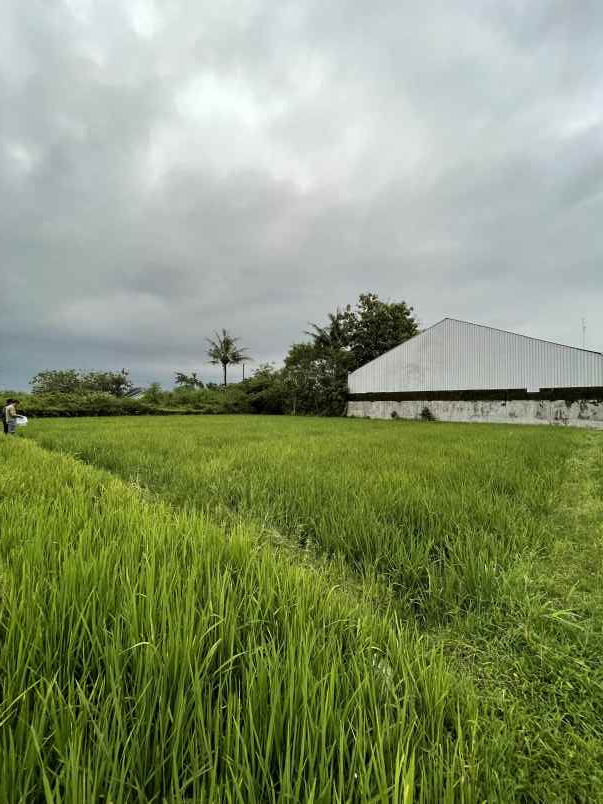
[245,292,417,415]
[25,292,418,416]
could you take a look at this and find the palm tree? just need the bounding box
[206,329,251,386]
[305,311,349,351]
[174,371,204,389]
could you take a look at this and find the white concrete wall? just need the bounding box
[347,398,603,428]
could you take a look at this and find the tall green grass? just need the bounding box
[7,416,603,800]
[27,416,580,622]
[0,438,496,802]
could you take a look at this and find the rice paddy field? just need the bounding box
[1,415,602,802]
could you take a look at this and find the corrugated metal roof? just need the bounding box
[348,318,603,394]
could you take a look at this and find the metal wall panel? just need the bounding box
[348,318,603,394]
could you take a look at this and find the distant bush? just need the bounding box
[1,386,253,418]
[420,406,436,421]
[12,392,162,418]
[142,382,164,405]
[30,369,140,397]
[243,364,288,415]
[157,385,252,415]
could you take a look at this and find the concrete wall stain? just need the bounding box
[347,399,603,429]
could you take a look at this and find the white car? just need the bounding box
[15,415,28,427]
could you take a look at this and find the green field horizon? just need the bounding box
[1,416,602,802]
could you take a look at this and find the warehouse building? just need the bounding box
[347,318,603,428]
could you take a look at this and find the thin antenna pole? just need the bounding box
[581,317,587,349]
[242,363,245,381]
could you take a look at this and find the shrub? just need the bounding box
[30,369,139,397]
[420,406,436,421]
[3,391,170,418]
[1,386,253,418]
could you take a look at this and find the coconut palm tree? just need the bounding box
[206,329,251,386]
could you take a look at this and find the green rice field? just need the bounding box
[1,416,602,802]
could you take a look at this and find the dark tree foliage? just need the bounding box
[30,369,81,395]
[280,342,352,416]
[343,292,418,369]
[143,382,164,405]
[174,372,204,389]
[81,370,139,397]
[31,369,139,397]
[244,363,287,414]
[243,293,418,416]
[307,293,418,371]
[274,292,418,416]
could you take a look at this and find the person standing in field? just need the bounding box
[1,399,8,435]
[4,399,19,435]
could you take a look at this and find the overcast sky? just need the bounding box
[1,0,602,389]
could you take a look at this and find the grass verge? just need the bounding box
[1,438,495,803]
[8,416,603,801]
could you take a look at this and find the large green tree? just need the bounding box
[30,369,81,395]
[346,292,418,368]
[308,292,418,372]
[206,330,251,386]
[30,369,139,397]
[280,342,350,416]
[279,292,418,415]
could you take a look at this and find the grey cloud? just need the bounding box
[1,0,602,390]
